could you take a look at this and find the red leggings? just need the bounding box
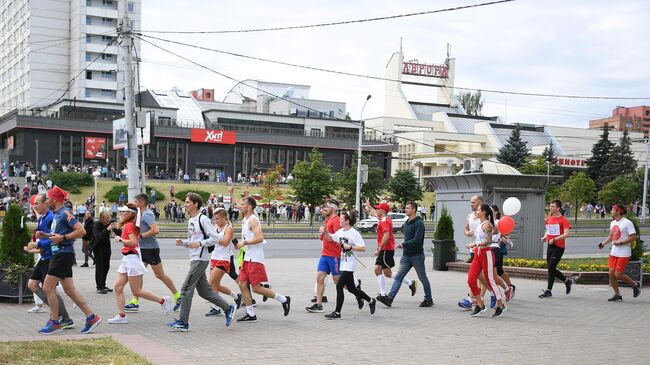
[467,248,504,300]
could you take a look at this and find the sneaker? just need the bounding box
[234,294,243,309]
[324,311,341,319]
[409,280,418,296]
[167,318,189,332]
[27,305,46,313]
[305,303,323,313]
[108,314,128,324]
[97,288,108,294]
[205,307,222,317]
[311,296,328,303]
[510,285,516,299]
[356,295,364,310]
[505,287,512,302]
[262,283,271,302]
[282,296,291,316]
[458,298,473,311]
[419,299,434,308]
[161,296,173,316]
[60,318,75,329]
[39,320,62,335]
[225,305,236,327]
[376,295,392,307]
[565,277,574,295]
[539,290,552,299]
[470,305,487,316]
[237,313,257,322]
[103,287,114,293]
[124,303,139,312]
[80,263,89,267]
[489,295,497,309]
[80,314,102,334]
[607,294,623,302]
[369,298,377,314]
[173,296,182,312]
[633,282,641,298]
[492,305,507,318]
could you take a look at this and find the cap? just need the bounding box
[46,186,68,203]
[29,194,39,206]
[374,202,390,212]
[118,205,137,213]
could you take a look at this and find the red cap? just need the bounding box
[374,202,390,213]
[47,186,68,203]
[29,194,39,206]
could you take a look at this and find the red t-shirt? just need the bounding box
[321,215,341,257]
[377,216,395,251]
[544,215,571,248]
[120,222,140,255]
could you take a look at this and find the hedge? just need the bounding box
[47,172,94,194]
[174,189,211,204]
[104,185,166,203]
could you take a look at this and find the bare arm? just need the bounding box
[141,223,159,238]
[121,233,138,247]
[219,225,234,247]
[50,222,85,243]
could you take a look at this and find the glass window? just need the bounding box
[101,89,112,96]
[86,16,92,25]
[86,71,92,80]
[85,88,92,97]
[86,35,92,43]
[86,0,92,6]
[85,53,92,61]
[128,2,135,12]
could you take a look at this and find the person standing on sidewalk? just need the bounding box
[380,201,433,308]
[81,211,94,267]
[124,194,181,313]
[598,204,642,301]
[539,199,574,299]
[93,211,118,294]
[167,193,236,331]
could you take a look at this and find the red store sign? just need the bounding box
[402,62,448,78]
[558,157,587,168]
[190,129,236,144]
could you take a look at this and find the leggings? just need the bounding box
[335,271,371,313]
[546,244,566,290]
[467,248,504,300]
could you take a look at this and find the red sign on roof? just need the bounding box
[190,129,236,144]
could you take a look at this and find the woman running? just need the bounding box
[487,205,514,305]
[320,211,376,319]
[539,199,574,299]
[108,203,173,324]
[466,204,506,317]
[209,207,242,309]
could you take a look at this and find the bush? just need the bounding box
[174,189,211,204]
[104,185,166,203]
[434,206,454,240]
[626,212,646,261]
[0,204,34,283]
[47,172,94,194]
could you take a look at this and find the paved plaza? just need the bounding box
[1,255,649,364]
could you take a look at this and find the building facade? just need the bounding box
[589,106,650,134]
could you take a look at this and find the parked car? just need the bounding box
[355,213,408,232]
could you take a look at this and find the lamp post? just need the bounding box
[92,170,101,217]
[355,94,372,214]
[414,161,423,187]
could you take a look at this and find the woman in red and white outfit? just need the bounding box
[598,204,641,301]
[108,203,173,324]
[466,204,507,317]
[209,208,242,309]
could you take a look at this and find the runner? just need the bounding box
[306,199,341,313]
[466,204,507,317]
[458,195,483,310]
[482,205,513,308]
[539,199,574,299]
[125,194,181,313]
[366,200,416,306]
[208,207,242,309]
[107,203,173,324]
[25,194,74,329]
[598,204,642,301]
[167,193,236,331]
[36,186,102,334]
[320,211,376,319]
[229,186,291,322]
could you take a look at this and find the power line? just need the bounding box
[134,0,515,34]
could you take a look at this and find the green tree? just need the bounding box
[559,172,597,226]
[333,155,385,209]
[542,140,559,174]
[458,90,484,116]
[518,156,548,175]
[290,147,335,225]
[597,176,640,207]
[600,129,637,185]
[387,169,423,207]
[586,124,614,188]
[496,124,530,169]
[260,164,284,224]
[0,204,34,272]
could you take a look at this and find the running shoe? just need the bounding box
[103,287,114,293]
[369,298,377,314]
[510,285,516,299]
[262,283,271,302]
[490,295,497,309]
[205,307,222,317]
[607,294,623,302]
[234,294,243,309]
[419,299,434,308]
[225,305,236,327]
[80,263,89,267]
[108,314,128,324]
[39,320,62,335]
[538,290,552,299]
[565,277,574,295]
[282,296,291,316]
[324,311,341,319]
[173,296,182,312]
[457,298,473,310]
[505,287,512,302]
[80,314,102,334]
[237,314,257,322]
[470,305,487,316]
[356,295,365,310]
[161,296,173,316]
[376,295,392,307]
[492,305,507,318]
[633,282,641,298]
[27,305,46,313]
[60,318,75,329]
[305,303,323,313]
[409,280,418,296]
[124,303,139,312]
[311,296,328,303]
[97,288,108,294]
[167,319,189,332]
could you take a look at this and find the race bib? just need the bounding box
[545,224,561,236]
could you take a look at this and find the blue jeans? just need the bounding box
[388,254,432,301]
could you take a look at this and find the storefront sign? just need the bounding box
[84,137,107,159]
[402,61,448,78]
[558,157,587,168]
[190,129,236,144]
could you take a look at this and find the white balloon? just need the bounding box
[502,197,521,216]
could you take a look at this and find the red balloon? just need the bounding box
[498,216,515,235]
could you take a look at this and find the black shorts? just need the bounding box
[375,250,395,269]
[30,259,50,282]
[140,248,162,265]
[47,252,75,279]
[491,247,504,276]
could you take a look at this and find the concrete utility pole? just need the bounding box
[355,95,372,214]
[642,138,649,222]
[118,0,140,201]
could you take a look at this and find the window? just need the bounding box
[101,71,112,78]
[85,89,92,97]
[101,35,112,42]
[101,17,113,25]
[310,128,321,137]
[101,53,113,60]
[85,53,92,61]
[101,89,113,96]
[86,16,92,25]
[102,0,113,5]
[158,116,171,126]
[86,0,92,6]
[128,2,135,12]
[86,35,92,43]
[86,71,92,80]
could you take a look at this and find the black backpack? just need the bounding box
[197,214,215,255]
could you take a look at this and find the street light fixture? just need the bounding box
[92,169,101,217]
[355,94,372,214]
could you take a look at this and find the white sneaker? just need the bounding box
[27,305,46,313]
[161,296,173,316]
[108,314,128,324]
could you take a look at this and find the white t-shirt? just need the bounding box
[211,223,234,261]
[242,214,265,263]
[609,217,636,258]
[491,218,501,248]
[467,212,481,252]
[331,227,365,272]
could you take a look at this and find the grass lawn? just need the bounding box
[0,337,151,365]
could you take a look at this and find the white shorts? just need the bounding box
[117,254,148,277]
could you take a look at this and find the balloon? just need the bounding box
[502,197,521,216]
[498,216,515,235]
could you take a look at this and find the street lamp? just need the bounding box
[92,169,101,217]
[414,161,423,186]
[355,94,372,214]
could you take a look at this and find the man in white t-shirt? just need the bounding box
[598,204,641,301]
[459,195,483,310]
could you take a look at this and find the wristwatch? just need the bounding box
[63,234,67,240]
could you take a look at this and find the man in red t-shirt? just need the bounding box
[306,199,341,313]
[539,199,574,298]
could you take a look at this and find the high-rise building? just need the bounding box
[589,106,650,133]
[0,0,141,115]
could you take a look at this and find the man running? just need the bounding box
[37,186,101,334]
[598,204,641,301]
[539,199,574,298]
[458,195,483,310]
[125,193,181,312]
[306,199,341,313]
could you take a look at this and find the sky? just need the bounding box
[137,0,650,128]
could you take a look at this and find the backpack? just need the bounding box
[197,214,215,255]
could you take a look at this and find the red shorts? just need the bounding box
[210,259,230,273]
[239,261,268,286]
[608,256,630,272]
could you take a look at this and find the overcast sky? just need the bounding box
[137,0,650,127]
